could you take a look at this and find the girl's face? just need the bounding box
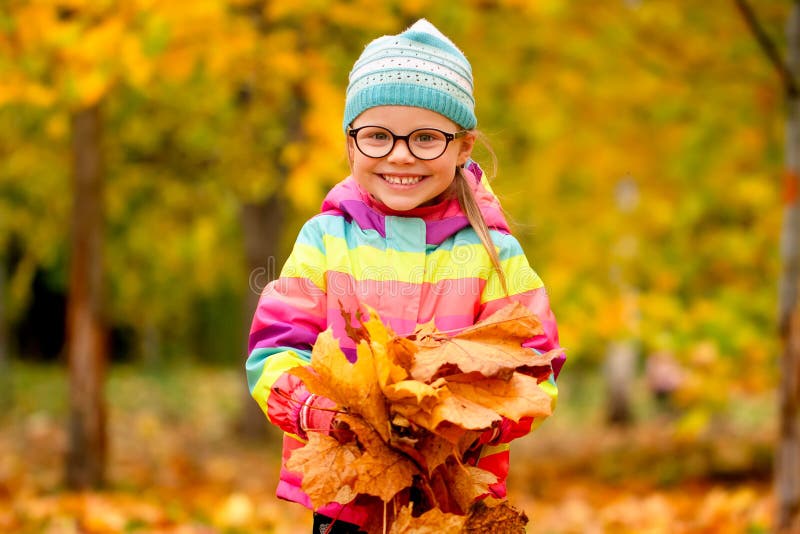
[347,106,476,212]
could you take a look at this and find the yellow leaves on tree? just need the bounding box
[287,302,560,533]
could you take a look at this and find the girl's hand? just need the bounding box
[300,394,339,437]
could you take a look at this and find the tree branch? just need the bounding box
[733,0,800,97]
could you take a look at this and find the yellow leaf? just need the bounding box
[72,67,112,108]
[286,365,343,408]
[304,328,390,441]
[121,35,153,90]
[362,311,410,389]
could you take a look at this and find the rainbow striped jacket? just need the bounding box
[245,162,564,526]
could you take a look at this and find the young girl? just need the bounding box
[246,19,564,533]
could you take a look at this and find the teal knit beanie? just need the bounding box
[343,19,476,132]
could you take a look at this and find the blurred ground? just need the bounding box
[0,364,774,533]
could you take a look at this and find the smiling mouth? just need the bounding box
[381,175,425,185]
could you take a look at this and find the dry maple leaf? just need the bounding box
[352,340,392,441]
[360,310,409,389]
[289,328,391,441]
[445,372,554,422]
[338,304,410,390]
[435,460,498,514]
[335,414,419,502]
[388,336,418,371]
[301,329,355,389]
[459,301,542,337]
[414,432,458,476]
[388,504,466,534]
[285,433,360,508]
[404,386,501,434]
[407,319,443,347]
[286,365,345,407]
[383,379,444,411]
[289,303,550,532]
[352,450,417,503]
[410,302,555,382]
[339,300,369,344]
[463,500,529,534]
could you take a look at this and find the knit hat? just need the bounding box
[343,19,476,131]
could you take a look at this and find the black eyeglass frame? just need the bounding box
[347,125,468,160]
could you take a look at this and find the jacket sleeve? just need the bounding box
[476,231,564,444]
[245,219,328,439]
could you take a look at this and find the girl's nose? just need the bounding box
[386,139,416,163]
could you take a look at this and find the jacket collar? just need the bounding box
[320,162,510,245]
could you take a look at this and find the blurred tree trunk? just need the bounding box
[604,179,640,426]
[235,81,303,439]
[604,342,635,425]
[735,1,800,528]
[0,257,10,408]
[140,319,161,367]
[65,103,108,490]
[779,4,800,529]
[236,197,285,439]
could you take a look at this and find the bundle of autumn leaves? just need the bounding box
[287,302,561,533]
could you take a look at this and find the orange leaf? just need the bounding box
[286,365,344,407]
[463,500,529,533]
[302,327,390,441]
[339,300,369,345]
[445,372,554,422]
[437,462,498,514]
[286,433,360,508]
[388,336,418,373]
[389,504,466,534]
[415,432,458,476]
[410,302,553,382]
[383,379,444,411]
[393,387,500,442]
[337,414,418,502]
[409,319,442,347]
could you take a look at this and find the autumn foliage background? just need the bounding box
[0,0,790,532]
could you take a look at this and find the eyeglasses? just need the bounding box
[348,125,468,160]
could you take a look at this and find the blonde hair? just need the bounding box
[453,147,509,298]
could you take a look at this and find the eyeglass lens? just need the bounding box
[353,127,451,160]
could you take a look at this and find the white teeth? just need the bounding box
[383,175,422,185]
